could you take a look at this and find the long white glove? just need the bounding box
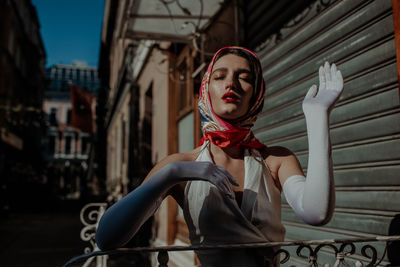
[283,62,343,226]
[95,161,238,250]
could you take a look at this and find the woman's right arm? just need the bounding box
[95,154,238,250]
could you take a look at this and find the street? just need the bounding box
[0,201,87,267]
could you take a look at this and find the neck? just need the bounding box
[209,142,245,159]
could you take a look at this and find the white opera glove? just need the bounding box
[95,161,238,250]
[283,62,343,226]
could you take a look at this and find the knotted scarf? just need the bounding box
[198,46,266,149]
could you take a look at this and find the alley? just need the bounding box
[0,202,86,267]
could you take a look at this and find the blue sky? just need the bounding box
[31,0,105,68]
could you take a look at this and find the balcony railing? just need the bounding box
[70,203,400,267]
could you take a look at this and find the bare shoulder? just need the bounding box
[260,146,302,184]
[261,146,295,164]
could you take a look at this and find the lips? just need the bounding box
[222,92,240,103]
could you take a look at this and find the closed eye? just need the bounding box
[212,74,225,80]
[239,76,251,82]
[238,75,253,83]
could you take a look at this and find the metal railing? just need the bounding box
[79,202,108,267]
[72,203,400,267]
[66,233,400,267]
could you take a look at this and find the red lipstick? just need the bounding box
[222,92,239,103]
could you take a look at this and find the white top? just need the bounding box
[183,141,285,267]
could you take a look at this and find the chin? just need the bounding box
[218,111,245,121]
[214,104,247,120]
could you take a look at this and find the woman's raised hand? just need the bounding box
[289,61,342,226]
[168,161,239,198]
[302,62,343,115]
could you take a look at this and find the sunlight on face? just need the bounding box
[209,54,254,120]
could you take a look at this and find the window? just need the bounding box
[167,46,201,245]
[142,83,153,172]
[65,135,72,155]
[178,112,194,153]
[81,136,89,155]
[121,119,126,164]
[66,108,72,124]
[50,67,56,78]
[64,68,70,80]
[61,81,69,92]
[50,108,58,125]
[171,46,201,152]
[57,68,62,79]
[48,135,56,154]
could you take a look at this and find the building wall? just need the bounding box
[136,45,171,245]
[106,0,131,105]
[0,0,45,131]
[106,93,130,196]
[43,100,71,124]
[137,46,169,166]
[0,0,47,210]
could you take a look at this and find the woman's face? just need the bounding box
[209,54,254,120]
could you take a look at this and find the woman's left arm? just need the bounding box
[280,62,343,226]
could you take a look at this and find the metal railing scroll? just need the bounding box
[64,235,400,267]
[79,202,108,267]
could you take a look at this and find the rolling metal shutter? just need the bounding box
[250,0,399,265]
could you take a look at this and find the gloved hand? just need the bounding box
[302,61,343,115]
[95,160,238,250]
[170,161,239,198]
[283,62,343,225]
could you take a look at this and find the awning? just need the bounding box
[123,0,225,43]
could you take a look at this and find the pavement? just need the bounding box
[0,202,88,267]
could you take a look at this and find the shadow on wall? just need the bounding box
[388,214,400,266]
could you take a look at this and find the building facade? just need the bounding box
[99,0,400,266]
[0,0,46,211]
[43,62,99,200]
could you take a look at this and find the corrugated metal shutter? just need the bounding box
[251,0,399,265]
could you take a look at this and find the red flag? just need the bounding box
[70,84,95,133]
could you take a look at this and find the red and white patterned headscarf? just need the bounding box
[198,46,266,149]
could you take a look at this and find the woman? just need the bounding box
[95,46,343,266]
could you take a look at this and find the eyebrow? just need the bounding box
[211,67,252,75]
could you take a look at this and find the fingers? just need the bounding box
[335,70,344,92]
[319,66,326,90]
[216,166,239,186]
[212,173,235,199]
[305,85,318,99]
[228,175,239,186]
[331,63,337,78]
[210,166,237,199]
[328,63,343,92]
[321,62,343,91]
[324,61,331,82]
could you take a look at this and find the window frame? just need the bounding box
[167,46,202,245]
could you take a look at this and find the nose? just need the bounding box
[224,74,238,90]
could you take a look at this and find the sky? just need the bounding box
[31,0,105,68]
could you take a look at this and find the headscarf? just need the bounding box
[198,46,266,149]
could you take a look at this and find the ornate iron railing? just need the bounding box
[79,202,108,267]
[65,234,400,267]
